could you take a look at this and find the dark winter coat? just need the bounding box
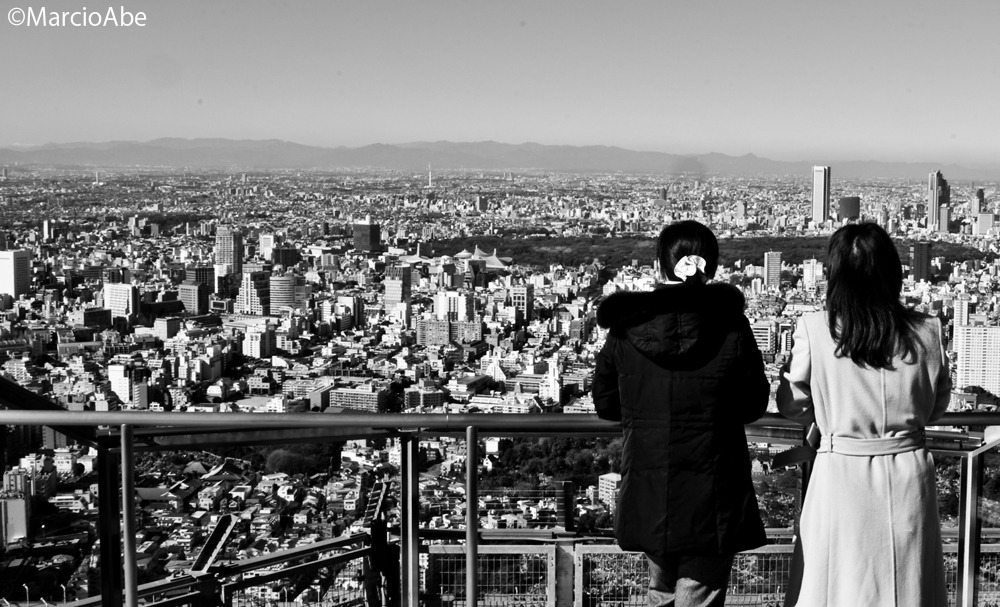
[593,282,769,557]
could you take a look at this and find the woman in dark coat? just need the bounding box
[593,220,769,607]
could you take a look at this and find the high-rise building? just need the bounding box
[108,364,132,404]
[434,290,474,321]
[838,196,861,222]
[910,242,931,282]
[812,166,831,225]
[764,251,782,290]
[271,244,300,268]
[751,319,777,354]
[244,327,276,359]
[191,266,215,294]
[955,297,973,327]
[0,250,31,299]
[802,258,824,292]
[178,280,209,315]
[216,225,244,275]
[928,171,950,232]
[978,188,987,213]
[954,324,1000,398]
[510,284,534,323]
[384,265,412,306]
[337,295,365,329]
[416,318,452,347]
[353,217,381,252]
[103,283,139,321]
[270,273,311,313]
[235,263,271,316]
[259,233,278,261]
[976,213,995,236]
[153,317,182,341]
[0,497,29,544]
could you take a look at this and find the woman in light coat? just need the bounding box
[777,223,950,607]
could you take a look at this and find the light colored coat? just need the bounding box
[777,311,950,607]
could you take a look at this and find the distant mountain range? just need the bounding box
[0,138,994,180]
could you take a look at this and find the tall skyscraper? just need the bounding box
[0,250,31,299]
[955,296,973,327]
[910,242,931,282]
[353,216,381,252]
[928,171,950,232]
[235,262,271,315]
[764,251,782,290]
[812,166,831,225]
[216,225,244,275]
[510,284,534,322]
[954,324,1000,398]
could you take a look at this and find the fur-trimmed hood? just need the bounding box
[597,283,747,359]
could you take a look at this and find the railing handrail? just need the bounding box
[0,409,996,430]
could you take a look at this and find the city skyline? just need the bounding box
[3,0,1000,168]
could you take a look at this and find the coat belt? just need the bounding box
[817,430,925,456]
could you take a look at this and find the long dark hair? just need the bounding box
[826,223,919,368]
[656,220,719,284]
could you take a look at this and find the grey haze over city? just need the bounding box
[1,139,996,180]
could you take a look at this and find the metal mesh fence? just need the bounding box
[577,547,793,607]
[223,556,369,607]
[423,545,554,606]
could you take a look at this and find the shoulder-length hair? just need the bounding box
[826,222,919,368]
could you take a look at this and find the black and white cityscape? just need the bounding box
[3,1,1000,605]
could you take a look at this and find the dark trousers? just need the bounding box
[646,553,734,607]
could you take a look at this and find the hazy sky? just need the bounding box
[3,0,999,166]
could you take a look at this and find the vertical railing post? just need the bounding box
[957,451,983,607]
[400,433,420,606]
[96,444,123,606]
[121,424,138,607]
[466,425,479,607]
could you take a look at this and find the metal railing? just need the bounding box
[1,406,999,606]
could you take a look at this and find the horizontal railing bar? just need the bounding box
[0,410,994,431]
[429,544,556,555]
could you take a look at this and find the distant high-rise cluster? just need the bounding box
[812,166,831,225]
[927,171,950,232]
